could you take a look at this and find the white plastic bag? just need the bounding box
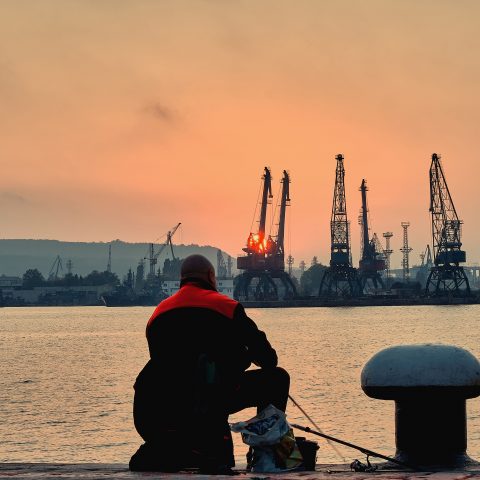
[230,405,303,473]
[230,404,289,446]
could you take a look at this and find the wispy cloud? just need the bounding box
[0,191,28,204]
[143,102,179,125]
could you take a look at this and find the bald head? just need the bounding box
[180,254,216,288]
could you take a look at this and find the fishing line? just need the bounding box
[288,394,347,462]
[291,423,415,470]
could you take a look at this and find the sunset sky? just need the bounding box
[1,0,479,268]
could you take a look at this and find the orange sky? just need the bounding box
[1,0,479,269]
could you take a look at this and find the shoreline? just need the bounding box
[241,296,480,308]
[2,296,479,308]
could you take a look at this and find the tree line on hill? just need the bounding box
[22,269,119,288]
[20,257,327,296]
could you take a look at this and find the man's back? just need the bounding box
[130,255,287,473]
[147,281,277,380]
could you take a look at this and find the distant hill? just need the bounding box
[0,239,233,279]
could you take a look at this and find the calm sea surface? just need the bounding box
[2,305,480,466]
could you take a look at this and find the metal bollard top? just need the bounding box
[361,344,480,400]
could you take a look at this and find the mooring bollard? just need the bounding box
[361,344,480,467]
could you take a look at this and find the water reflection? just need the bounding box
[1,305,480,465]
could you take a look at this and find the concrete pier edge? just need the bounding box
[3,463,480,479]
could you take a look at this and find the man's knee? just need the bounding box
[263,367,290,411]
[274,366,290,384]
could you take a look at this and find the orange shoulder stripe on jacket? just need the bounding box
[147,283,239,330]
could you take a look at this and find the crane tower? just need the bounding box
[235,167,275,300]
[425,154,470,296]
[234,168,297,300]
[319,154,360,297]
[48,255,63,281]
[145,223,181,279]
[382,232,393,281]
[358,179,385,293]
[287,255,294,276]
[421,245,433,268]
[400,222,413,282]
[107,245,112,273]
[265,170,297,298]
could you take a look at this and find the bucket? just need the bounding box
[296,437,319,471]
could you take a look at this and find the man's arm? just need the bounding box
[233,304,278,369]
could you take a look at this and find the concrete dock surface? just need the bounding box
[3,464,480,480]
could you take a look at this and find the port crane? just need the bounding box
[358,179,385,293]
[400,222,413,282]
[235,167,276,300]
[48,255,63,281]
[425,153,470,296]
[235,168,296,300]
[265,170,297,298]
[319,154,360,297]
[420,245,433,268]
[243,166,273,263]
[416,244,433,287]
[145,222,181,278]
[287,255,294,275]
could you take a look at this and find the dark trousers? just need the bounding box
[130,366,290,471]
[227,367,290,414]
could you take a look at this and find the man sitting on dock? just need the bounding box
[130,254,290,474]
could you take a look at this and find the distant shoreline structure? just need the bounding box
[0,238,232,278]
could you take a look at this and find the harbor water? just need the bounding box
[2,305,480,466]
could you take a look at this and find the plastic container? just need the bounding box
[296,437,319,471]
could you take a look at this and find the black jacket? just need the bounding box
[133,280,277,441]
[146,279,277,382]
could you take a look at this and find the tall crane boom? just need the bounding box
[48,255,63,281]
[166,223,181,260]
[319,154,360,298]
[236,167,296,301]
[360,179,372,261]
[146,222,182,277]
[425,153,470,296]
[244,167,273,255]
[258,167,272,242]
[331,154,351,266]
[425,245,433,267]
[358,179,385,293]
[275,170,290,257]
[429,154,464,265]
[266,170,291,270]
